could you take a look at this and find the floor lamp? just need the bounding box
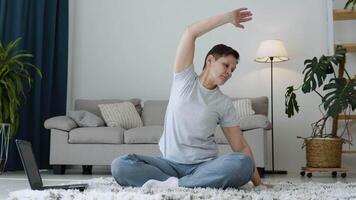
[254,39,289,174]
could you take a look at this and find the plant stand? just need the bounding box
[300,167,349,178]
[0,123,11,174]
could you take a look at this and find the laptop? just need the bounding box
[16,139,88,191]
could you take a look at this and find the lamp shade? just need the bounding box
[254,39,289,63]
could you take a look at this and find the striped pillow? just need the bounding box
[99,102,143,129]
[232,99,255,118]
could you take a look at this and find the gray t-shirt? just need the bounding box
[159,65,239,164]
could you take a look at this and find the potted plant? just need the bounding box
[285,46,356,168]
[0,38,42,173]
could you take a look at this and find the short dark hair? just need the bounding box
[202,44,239,70]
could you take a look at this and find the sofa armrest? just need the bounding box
[44,116,78,131]
[239,114,271,131]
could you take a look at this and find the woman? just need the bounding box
[111,7,270,189]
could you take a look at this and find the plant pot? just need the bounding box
[0,123,11,174]
[305,137,343,168]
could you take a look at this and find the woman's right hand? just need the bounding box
[230,8,253,29]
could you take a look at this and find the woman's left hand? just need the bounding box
[260,183,273,189]
[230,8,253,29]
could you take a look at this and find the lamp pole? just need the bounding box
[270,57,275,172]
[265,56,287,174]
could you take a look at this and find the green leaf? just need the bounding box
[301,49,345,94]
[24,62,42,78]
[4,38,22,57]
[322,78,356,117]
[344,0,356,10]
[285,86,300,118]
[344,0,352,9]
[0,87,3,123]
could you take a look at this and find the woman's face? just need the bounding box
[207,54,237,86]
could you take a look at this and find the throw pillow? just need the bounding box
[68,110,105,127]
[44,116,78,131]
[232,99,255,118]
[99,102,143,129]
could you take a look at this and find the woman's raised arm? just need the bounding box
[174,8,252,73]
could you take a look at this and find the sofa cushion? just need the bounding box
[75,98,142,119]
[124,126,163,144]
[239,114,271,130]
[68,127,125,144]
[142,100,168,126]
[68,110,105,127]
[215,114,271,144]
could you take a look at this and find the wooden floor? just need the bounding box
[1,167,355,199]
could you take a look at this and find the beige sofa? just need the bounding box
[44,97,271,176]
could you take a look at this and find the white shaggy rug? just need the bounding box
[8,177,356,200]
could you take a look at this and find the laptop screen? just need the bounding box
[16,140,43,190]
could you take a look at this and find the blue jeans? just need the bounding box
[111,152,254,189]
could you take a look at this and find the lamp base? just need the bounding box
[265,170,288,174]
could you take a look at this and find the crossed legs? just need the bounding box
[111,152,253,189]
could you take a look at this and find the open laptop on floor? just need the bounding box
[15,139,88,191]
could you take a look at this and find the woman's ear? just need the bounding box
[206,55,215,65]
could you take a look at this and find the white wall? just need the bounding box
[68,0,353,172]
